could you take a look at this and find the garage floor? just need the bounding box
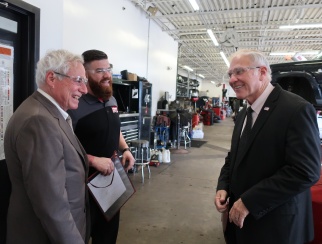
[117,117,235,244]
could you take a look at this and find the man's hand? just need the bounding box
[229,198,249,228]
[87,154,114,176]
[214,190,229,213]
[122,150,135,171]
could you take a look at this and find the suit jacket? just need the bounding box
[4,91,90,244]
[217,85,321,244]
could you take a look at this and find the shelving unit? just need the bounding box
[176,75,200,99]
[188,78,199,95]
[113,81,152,143]
[176,75,189,98]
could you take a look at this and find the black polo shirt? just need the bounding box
[68,94,120,176]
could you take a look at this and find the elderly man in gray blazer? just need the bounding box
[4,49,90,244]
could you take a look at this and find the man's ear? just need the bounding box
[259,66,267,79]
[45,71,56,88]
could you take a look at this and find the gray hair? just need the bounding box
[230,49,272,81]
[36,49,84,87]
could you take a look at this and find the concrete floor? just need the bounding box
[117,118,235,244]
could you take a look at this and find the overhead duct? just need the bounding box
[131,0,145,8]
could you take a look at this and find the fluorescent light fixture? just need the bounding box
[198,74,205,78]
[299,51,320,55]
[183,65,193,72]
[210,81,216,84]
[188,0,199,11]
[269,52,295,56]
[220,51,230,67]
[270,51,320,56]
[207,29,219,46]
[279,23,322,29]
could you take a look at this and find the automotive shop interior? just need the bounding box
[1,0,322,244]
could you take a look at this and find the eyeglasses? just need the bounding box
[88,168,115,188]
[53,71,88,85]
[86,68,113,75]
[227,66,261,78]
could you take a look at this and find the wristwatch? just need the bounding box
[122,148,131,154]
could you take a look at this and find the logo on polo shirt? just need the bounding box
[111,106,118,113]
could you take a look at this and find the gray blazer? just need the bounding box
[4,91,90,244]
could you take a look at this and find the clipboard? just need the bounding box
[87,151,136,221]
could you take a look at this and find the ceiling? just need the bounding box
[131,0,322,84]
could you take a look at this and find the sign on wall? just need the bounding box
[0,43,14,160]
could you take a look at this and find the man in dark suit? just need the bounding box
[4,50,90,243]
[232,98,241,122]
[214,49,321,244]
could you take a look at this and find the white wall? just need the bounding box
[23,0,178,116]
[200,82,222,99]
[226,84,236,98]
[200,82,236,99]
[23,0,64,55]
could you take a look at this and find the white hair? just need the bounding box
[36,49,84,87]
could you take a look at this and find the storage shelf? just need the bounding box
[176,75,199,98]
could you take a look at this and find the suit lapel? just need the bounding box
[231,108,246,164]
[33,92,88,168]
[233,85,282,168]
[58,118,86,160]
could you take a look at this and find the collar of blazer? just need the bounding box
[32,91,88,168]
[231,84,281,166]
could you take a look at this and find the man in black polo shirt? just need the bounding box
[68,49,135,244]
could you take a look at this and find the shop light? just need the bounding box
[270,51,320,56]
[298,51,320,55]
[269,52,295,56]
[279,23,322,29]
[183,65,193,72]
[188,0,199,11]
[207,29,219,46]
[220,51,230,67]
[198,74,205,78]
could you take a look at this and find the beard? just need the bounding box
[88,78,113,101]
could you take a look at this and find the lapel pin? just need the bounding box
[264,107,270,111]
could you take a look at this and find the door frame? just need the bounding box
[1,0,40,108]
[0,1,39,243]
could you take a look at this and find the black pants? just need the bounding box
[224,221,237,244]
[90,196,120,244]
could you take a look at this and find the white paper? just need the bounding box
[88,169,126,212]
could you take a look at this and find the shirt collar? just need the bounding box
[37,88,69,120]
[82,93,108,104]
[248,83,274,115]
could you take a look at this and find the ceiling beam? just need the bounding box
[149,4,322,20]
